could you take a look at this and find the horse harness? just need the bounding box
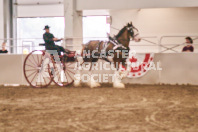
[95,36,130,63]
[83,35,130,63]
[103,36,129,53]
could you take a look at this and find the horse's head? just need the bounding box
[126,22,141,42]
[115,22,141,47]
[112,22,141,78]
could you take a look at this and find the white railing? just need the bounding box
[159,36,198,53]
[0,35,198,54]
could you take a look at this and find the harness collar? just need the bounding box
[109,40,127,50]
[101,34,129,53]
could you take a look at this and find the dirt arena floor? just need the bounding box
[0,84,198,132]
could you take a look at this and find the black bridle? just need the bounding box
[126,25,139,39]
[114,24,139,41]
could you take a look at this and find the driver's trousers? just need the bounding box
[46,45,66,56]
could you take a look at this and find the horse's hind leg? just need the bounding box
[87,62,101,88]
[113,71,125,88]
[74,61,83,87]
[113,61,125,89]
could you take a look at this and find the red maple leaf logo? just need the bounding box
[129,57,137,63]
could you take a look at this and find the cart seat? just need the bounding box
[39,43,76,57]
[39,43,45,46]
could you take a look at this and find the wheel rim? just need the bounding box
[23,50,53,88]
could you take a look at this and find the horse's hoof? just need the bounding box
[113,83,125,89]
[89,82,101,88]
[74,81,81,87]
[95,82,101,87]
[90,83,101,88]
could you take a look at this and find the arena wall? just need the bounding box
[17,4,64,17]
[16,0,64,17]
[110,8,198,38]
[0,53,198,86]
[0,54,25,85]
[109,8,198,53]
[76,0,198,10]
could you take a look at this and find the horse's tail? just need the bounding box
[81,43,88,57]
[81,42,92,62]
[81,45,85,57]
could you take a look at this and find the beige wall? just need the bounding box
[110,7,198,53]
[16,0,64,17]
[0,55,26,85]
[17,5,64,17]
[110,7,198,37]
[0,53,198,86]
[76,0,198,10]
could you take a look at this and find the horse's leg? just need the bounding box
[113,60,125,88]
[73,60,83,87]
[87,62,101,88]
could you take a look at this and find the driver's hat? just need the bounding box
[44,25,50,30]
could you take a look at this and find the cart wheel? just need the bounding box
[23,50,53,88]
[52,57,77,87]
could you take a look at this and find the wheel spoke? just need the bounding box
[42,70,50,80]
[39,54,44,66]
[56,71,61,83]
[40,71,45,85]
[25,69,37,72]
[37,54,40,65]
[66,62,73,67]
[64,71,69,83]
[30,72,38,84]
[66,69,75,75]
[65,70,72,81]
[27,58,37,67]
[27,71,37,78]
[26,64,37,69]
[66,66,75,69]
[40,72,43,87]
[32,54,38,65]
[55,67,62,83]
[64,63,72,67]
[43,67,51,82]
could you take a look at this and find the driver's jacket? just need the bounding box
[43,32,60,50]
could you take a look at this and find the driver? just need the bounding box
[43,25,68,56]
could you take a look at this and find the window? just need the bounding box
[17,17,65,54]
[83,16,110,43]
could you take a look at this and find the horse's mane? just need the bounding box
[115,26,127,39]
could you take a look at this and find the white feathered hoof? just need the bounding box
[90,82,101,88]
[88,79,101,88]
[88,81,101,88]
[74,80,81,87]
[113,82,125,89]
[113,71,125,89]
[73,74,81,87]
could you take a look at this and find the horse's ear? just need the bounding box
[130,21,132,25]
[127,23,130,26]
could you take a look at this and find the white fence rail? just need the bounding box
[0,35,198,54]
